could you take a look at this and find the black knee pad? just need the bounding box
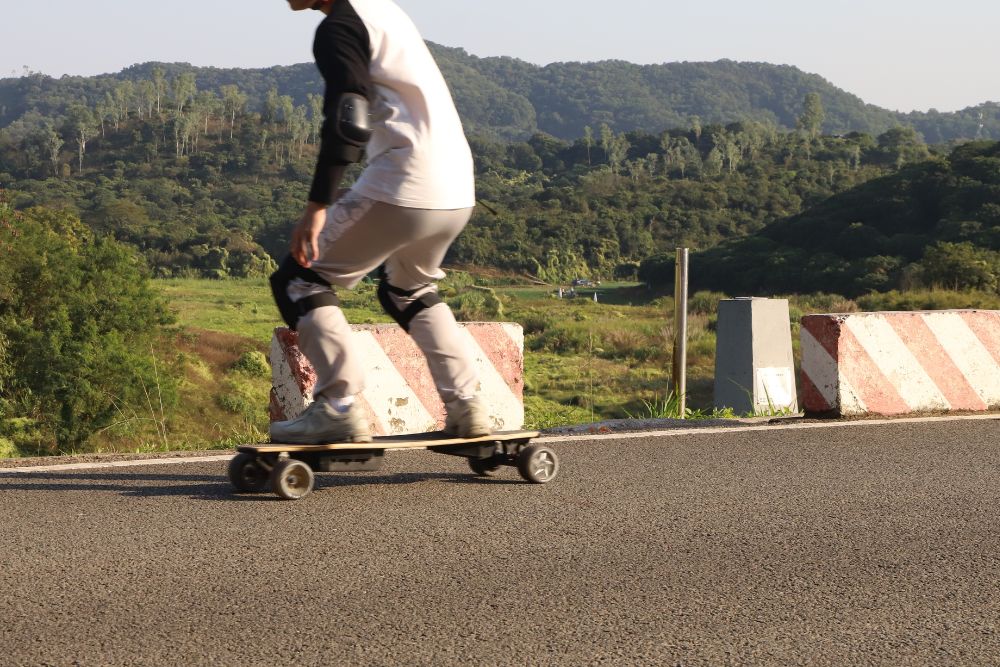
[377,278,443,333]
[269,255,340,330]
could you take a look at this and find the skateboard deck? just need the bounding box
[238,430,540,455]
[229,430,556,501]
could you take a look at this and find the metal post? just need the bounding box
[672,248,689,418]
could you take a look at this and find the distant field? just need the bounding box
[157,278,394,343]
[158,278,281,342]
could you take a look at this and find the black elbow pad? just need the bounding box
[336,93,372,162]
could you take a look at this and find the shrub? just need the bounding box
[231,350,270,378]
[0,202,177,452]
[518,310,551,336]
[217,377,268,423]
[448,287,504,321]
[689,291,729,315]
[528,326,591,354]
[857,289,1000,311]
[0,437,19,458]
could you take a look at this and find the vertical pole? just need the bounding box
[673,248,689,418]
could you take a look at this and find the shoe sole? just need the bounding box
[268,432,374,445]
[448,428,492,439]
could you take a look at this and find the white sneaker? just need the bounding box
[269,401,372,445]
[444,395,492,438]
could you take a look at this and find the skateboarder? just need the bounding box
[269,0,490,444]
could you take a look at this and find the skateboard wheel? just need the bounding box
[270,459,315,500]
[468,456,502,477]
[516,444,559,484]
[228,453,269,493]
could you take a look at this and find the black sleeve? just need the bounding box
[308,8,373,205]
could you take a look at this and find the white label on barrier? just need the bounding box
[756,367,795,410]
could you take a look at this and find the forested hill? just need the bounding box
[639,141,1000,297]
[1,43,998,142]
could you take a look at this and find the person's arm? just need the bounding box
[291,171,344,267]
[292,12,372,267]
[308,13,372,206]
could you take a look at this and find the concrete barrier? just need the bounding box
[270,324,525,435]
[714,298,798,414]
[800,310,1000,416]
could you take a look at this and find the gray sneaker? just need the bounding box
[269,401,372,445]
[444,395,492,438]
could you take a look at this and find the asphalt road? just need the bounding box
[2,418,999,666]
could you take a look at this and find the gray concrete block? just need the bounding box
[714,298,798,415]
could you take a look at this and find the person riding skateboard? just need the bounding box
[269,0,491,444]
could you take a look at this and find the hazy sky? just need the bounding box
[2,0,997,112]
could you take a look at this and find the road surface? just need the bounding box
[2,417,999,666]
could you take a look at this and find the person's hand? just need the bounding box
[291,203,328,268]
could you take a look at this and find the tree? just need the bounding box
[797,93,825,139]
[876,126,930,167]
[703,146,724,177]
[113,80,135,125]
[279,95,295,134]
[44,124,63,176]
[606,132,630,175]
[307,92,324,144]
[151,67,167,116]
[582,125,593,165]
[599,123,614,165]
[136,80,156,119]
[689,115,702,142]
[96,93,114,134]
[172,72,197,114]
[221,85,248,140]
[64,104,95,174]
[263,87,280,125]
[920,241,999,291]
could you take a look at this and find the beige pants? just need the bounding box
[289,191,478,403]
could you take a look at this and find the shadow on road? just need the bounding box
[0,469,521,501]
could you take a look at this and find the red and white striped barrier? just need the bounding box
[270,324,525,434]
[801,310,1000,416]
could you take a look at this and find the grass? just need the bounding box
[157,277,394,341]
[158,278,280,341]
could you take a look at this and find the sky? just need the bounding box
[2,0,998,113]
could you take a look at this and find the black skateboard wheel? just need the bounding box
[228,453,270,493]
[270,459,315,500]
[516,444,559,484]
[468,456,503,477]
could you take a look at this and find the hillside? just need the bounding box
[2,49,996,299]
[1,44,998,142]
[640,141,1000,297]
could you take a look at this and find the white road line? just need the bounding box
[1,455,234,474]
[2,413,996,473]
[538,413,999,443]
